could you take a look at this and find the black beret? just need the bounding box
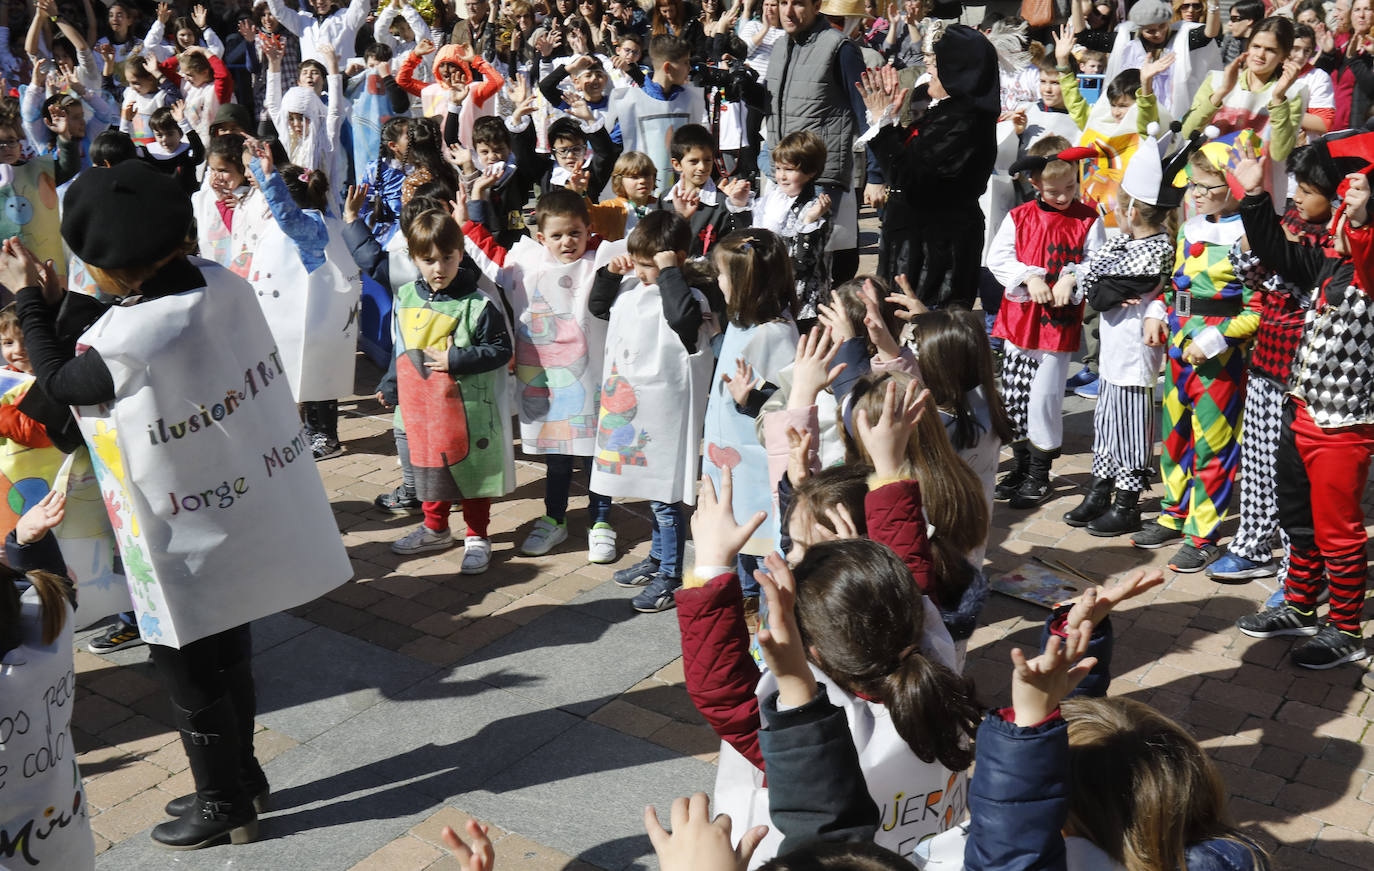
[61,161,193,269]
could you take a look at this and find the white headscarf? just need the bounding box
[280,85,329,172]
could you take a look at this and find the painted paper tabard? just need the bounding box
[71,261,352,649]
[504,237,607,457]
[0,159,65,280]
[0,595,95,871]
[588,242,715,506]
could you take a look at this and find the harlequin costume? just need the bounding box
[1234,132,1374,669]
[987,149,1104,509]
[1138,135,1262,567]
[1217,208,1331,582]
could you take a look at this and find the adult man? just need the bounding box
[767,0,881,281]
[263,0,370,65]
[452,0,498,57]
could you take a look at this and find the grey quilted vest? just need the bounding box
[766,20,855,191]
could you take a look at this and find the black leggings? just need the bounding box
[147,624,253,712]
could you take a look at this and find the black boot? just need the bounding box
[164,662,269,818]
[1008,445,1058,509]
[151,695,259,850]
[995,441,1031,501]
[1088,489,1142,537]
[1063,476,1114,527]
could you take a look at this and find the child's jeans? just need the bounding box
[423,498,491,538]
[649,500,684,579]
[737,553,763,599]
[545,454,612,525]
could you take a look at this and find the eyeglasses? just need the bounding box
[553,146,587,157]
[0,140,21,149]
[1179,2,1203,9]
[1229,14,1245,21]
[1188,180,1229,193]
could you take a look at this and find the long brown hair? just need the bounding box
[793,539,980,771]
[842,373,989,608]
[0,564,74,657]
[713,228,797,327]
[1062,697,1269,871]
[909,306,1013,450]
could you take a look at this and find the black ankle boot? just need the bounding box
[1063,476,1114,526]
[151,696,259,850]
[1009,445,1059,509]
[995,441,1031,501]
[1088,489,1142,537]
[164,662,269,818]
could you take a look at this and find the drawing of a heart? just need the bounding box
[708,443,741,470]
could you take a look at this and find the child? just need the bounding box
[0,306,52,449]
[464,116,532,248]
[146,102,205,195]
[1064,129,1193,537]
[264,39,343,174]
[539,54,614,129]
[988,138,1104,509]
[662,124,753,259]
[506,108,620,205]
[461,186,616,563]
[1232,136,1374,669]
[388,207,515,575]
[1134,133,1262,573]
[678,460,976,864]
[588,212,715,610]
[356,116,410,246]
[398,39,504,133]
[588,150,659,241]
[1008,57,1081,158]
[228,140,362,460]
[120,53,179,145]
[192,132,250,268]
[176,45,232,144]
[701,229,799,606]
[604,34,706,197]
[608,33,648,89]
[1211,144,1336,585]
[753,131,830,327]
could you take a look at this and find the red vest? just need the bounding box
[992,199,1099,353]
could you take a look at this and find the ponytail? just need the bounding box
[0,565,74,657]
[794,539,980,772]
[278,163,331,213]
[881,648,981,771]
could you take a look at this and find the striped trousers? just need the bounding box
[1229,375,1290,581]
[1090,381,1154,493]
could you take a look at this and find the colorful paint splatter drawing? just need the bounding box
[595,364,650,474]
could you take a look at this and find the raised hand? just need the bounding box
[854,378,927,479]
[415,37,436,56]
[1231,137,1265,195]
[645,793,768,871]
[720,177,751,208]
[785,425,814,485]
[860,278,902,360]
[157,1,173,25]
[1053,22,1075,67]
[673,188,701,219]
[192,4,209,29]
[441,820,495,871]
[15,490,66,546]
[787,326,845,409]
[238,18,257,44]
[857,64,906,121]
[755,551,817,704]
[802,191,831,225]
[1009,590,1098,727]
[1064,568,1165,633]
[815,299,856,342]
[691,467,768,569]
[721,356,758,407]
[170,98,185,122]
[606,253,636,275]
[343,183,369,224]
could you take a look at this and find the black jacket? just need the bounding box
[872,86,997,213]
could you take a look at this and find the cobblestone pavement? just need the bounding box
[77,233,1374,871]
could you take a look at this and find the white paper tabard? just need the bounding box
[71,261,352,648]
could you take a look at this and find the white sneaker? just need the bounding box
[520,515,568,556]
[587,523,618,564]
[461,536,492,574]
[391,524,454,555]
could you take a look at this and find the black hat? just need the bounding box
[210,102,253,134]
[62,162,192,269]
[931,24,1000,116]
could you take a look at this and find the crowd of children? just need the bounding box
[5,0,1374,866]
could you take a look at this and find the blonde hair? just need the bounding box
[1062,697,1269,871]
[841,373,989,607]
[610,150,656,198]
[1117,191,1179,241]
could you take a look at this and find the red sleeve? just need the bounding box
[461,218,508,266]
[468,56,504,108]
[1310,107,1336,129]
[395,52,426,97]
[677,573,764,771]
[1349,220,1374,295]
[0,403,52,448]
[865,479,938,605]
[159,56,183,86]
[207,52,234,104]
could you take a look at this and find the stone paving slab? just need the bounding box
[453,720,718,871]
